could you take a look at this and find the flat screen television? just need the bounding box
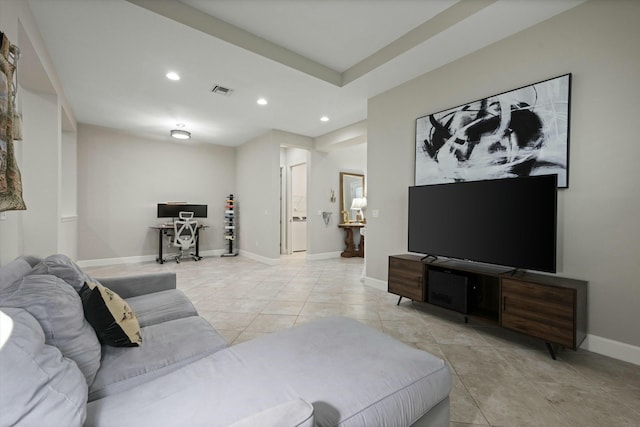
[408,175,557,273]
[157,203,208,218]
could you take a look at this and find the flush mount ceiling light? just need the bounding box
[257,98,268,106]
[166,71,180,81]
[320,116,329,122]
[170,129,191,140]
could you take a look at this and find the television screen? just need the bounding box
[157,203,208,218]
[408,175,557,273]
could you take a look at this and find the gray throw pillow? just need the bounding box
[0,257,32,294]
[28,253,96,292]
[0,274,101,385]
[0,308,87,426]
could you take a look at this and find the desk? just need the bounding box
[338,223,364,258]
[150,224,207,264]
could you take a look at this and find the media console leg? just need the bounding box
[545,342,557,360]
[397,296,402,306]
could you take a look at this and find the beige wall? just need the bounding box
[366,0,640,349]
[237,129,366,261]
[308,143,366,256]
[77,124,235,260]
[4,0,636,360]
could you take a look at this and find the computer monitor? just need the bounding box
[157,203,207,218]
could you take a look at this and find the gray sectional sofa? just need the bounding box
[0,254,451,427]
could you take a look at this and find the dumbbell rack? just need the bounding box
[221,194,238,257]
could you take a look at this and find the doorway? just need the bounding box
[280,146,310,255]
[290,163,307,252]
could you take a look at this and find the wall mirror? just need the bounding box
[340,172,365,223]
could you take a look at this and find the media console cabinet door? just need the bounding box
[388,256,425,302]
[501,278,576,349]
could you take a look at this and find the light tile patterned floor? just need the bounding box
[85,254,640,426]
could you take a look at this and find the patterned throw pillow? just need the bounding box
[79,281,142,347]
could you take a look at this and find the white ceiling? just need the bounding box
[181,0,458,73]
[26,0,585,147]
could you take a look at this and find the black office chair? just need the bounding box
[172,211,198,263]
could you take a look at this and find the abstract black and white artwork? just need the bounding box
[415,74,571,188]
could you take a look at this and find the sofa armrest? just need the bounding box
[96,272,176,298]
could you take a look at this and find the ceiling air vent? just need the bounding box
[211,85,234,96]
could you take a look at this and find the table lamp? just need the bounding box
[350,197,367,223]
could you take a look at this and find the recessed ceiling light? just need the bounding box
[320,116,329,122]
[166,72,180,81]
[257,98,268,106]
[170,129,191,140]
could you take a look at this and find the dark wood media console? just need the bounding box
[388,254,587,359]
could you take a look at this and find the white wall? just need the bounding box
[61,131,77,217]
[0,0,77,264]
[21,89,61,256]
[235,131,281,262]
[77,124,235,261]
[315,120,367,152]
[366,0,640,352]
[60,131,78,259]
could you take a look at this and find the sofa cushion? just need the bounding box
[0,274,102,386]
[126,288,198,327]
[80,281,142,347]
[227,398,315,427]
[0,308,88,427]
[88,315,227,401]
[218,316,451,427]
[85,355,305,427]
[28,253,95,292]
[0,257,33,294]
[85,317,450,427]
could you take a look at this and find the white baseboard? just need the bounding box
[238,250,280,265]
[581,334,640,366]
[199,249,226,258]
[306,251,341,261]
[77,249,225,268]
[77,255,156,268]
[363,276,387,292]
[77,250,337,268]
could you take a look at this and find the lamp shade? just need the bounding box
[351,198,366,210]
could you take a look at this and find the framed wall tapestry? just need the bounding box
[0,30,26,212]
[415,73,571,188]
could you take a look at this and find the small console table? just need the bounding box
[388,254,587,359]
[338,223,364,258]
